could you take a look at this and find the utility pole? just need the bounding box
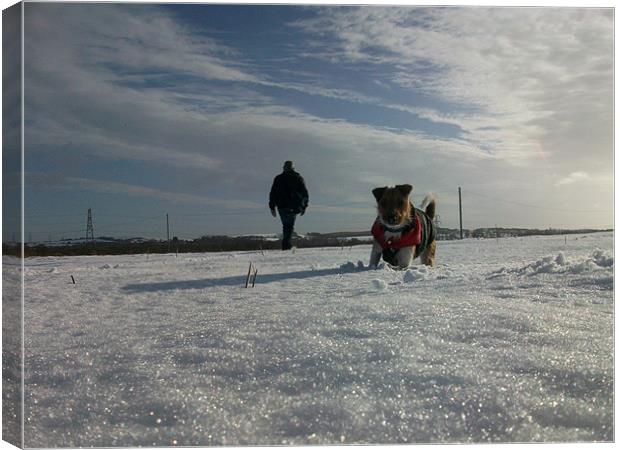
[166,213,170,252]
[458,187,463,239]
[86,208,94,241]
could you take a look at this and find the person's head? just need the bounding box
[283,160,295,171]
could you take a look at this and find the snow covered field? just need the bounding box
[20,232,613,446]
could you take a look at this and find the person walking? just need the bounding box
[269,161,309,250]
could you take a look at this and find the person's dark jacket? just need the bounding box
[269,170,309,214]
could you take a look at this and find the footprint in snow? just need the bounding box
[339,261,367,272]
[371,279,388,291]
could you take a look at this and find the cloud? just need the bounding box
[24,4,268,172]
[24,3,491,172]
[554,171,589,186]
[24,4,491,202]
[27,172,265,209]
[291,7,613,166]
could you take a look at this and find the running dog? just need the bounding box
[369,184,436,269]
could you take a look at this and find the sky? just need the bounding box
[5,3,614,240]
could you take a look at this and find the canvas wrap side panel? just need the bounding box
[3,2,24,447]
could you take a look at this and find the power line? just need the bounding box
[99,215,167,227]
[466,190,607,213]
[174,211,266,217]
[25,212,84,218]
[25,212,167,219]
[30,215,166,230]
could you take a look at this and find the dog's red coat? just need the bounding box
[371,215,421,250]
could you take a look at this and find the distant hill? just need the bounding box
[5,227,612,257]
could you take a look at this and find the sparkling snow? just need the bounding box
[19,232,613,446]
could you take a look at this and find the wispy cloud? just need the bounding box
[292,7,613,165]
[25,4,490,172]
[27,172,265,209]
[555,171,589,186]
[24,4,491,201]
[555,172,613,186]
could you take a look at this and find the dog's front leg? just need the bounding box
[369,241,382,268]
[396,246,414,269]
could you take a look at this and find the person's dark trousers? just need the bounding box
[278,208,297,250]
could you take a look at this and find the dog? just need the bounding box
[369,184,436,269]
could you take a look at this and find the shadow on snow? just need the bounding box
[122,267,349,292]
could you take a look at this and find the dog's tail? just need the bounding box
[421,193,436,219]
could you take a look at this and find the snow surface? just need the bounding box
[20,232,613,446]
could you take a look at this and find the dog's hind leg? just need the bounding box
[420,241,436,267]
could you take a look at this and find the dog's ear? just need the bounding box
[395,184,413,198]
[372,187,387,202]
